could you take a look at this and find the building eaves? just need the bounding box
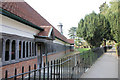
[0,8,44,31]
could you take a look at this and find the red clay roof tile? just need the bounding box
[38,26,52,37]
[1,2,52,26]
[1,1,74,44]
[67,39,74,44]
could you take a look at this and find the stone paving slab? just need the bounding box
[81,48,118,78]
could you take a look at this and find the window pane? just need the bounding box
[26,42,28,57]
[35,43,36,56]
[23,41,25,58]
[5,40,10,61]
[32,43,34,56]
[19,41,21,58]
[11,40,15,60]
[29,42,31,57]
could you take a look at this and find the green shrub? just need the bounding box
[115,42,120,56]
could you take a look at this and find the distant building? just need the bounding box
[75,37,89,48]
[0,1,74,78]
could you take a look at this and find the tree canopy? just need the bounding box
[99,0,120,42]
[77,0,120,48]
[68,27,77,39]
[77,12,111,48]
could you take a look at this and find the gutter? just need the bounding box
[55,36,74,45]
[34,35,53,40]
[0,8,44,31]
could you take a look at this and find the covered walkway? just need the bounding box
[81,47,118,78]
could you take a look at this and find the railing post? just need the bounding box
[72,67,74,78]
[77,61,79,74]
[84,53,86,71]
[92,52,94,65]
[80,60,82,75]
[28,65,31,80]
[39,63,41,80]
[88,53,89,68]
[89,52,91,67]
[94,52,95,63]
[5,70,8,80]
[47,61,49,80]
[68,56,70,78]
[22,66,24,80]
[59,60,60,80]
[83,56,85,73]
[82,56,84,74]
[61,59,62,80]
[67,57,69,78]
[56,60,58,80]
[34,64,36,80]
[43,62,45,80]
[54,60,55,80]
[14,68,17,80]
[51,61,52,80]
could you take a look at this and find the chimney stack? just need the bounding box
[57,23,63,35]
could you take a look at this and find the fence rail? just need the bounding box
[3,47,104,80]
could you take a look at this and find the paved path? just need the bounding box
[118,56,120,80]
[81,47,118,78]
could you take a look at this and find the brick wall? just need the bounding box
[2,58,37,78]
[43,49,71,63]
[1,49,73,78]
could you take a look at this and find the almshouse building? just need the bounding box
[0,1,74,78]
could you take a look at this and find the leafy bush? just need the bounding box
[115,42,120,48]
[115,42,120,56]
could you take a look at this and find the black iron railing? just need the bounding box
[4,47,104,80]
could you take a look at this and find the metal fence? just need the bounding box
[4,47,104,80]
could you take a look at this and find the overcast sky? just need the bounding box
[24,0,111,38]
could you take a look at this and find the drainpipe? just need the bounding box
[65,44,66,54]
[45,43,48,64]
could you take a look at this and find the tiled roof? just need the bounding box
[1,1,52,26]
[1,1,74,44]
[38,26,52,37]
[53,27,67,42]
[67,39,74,44]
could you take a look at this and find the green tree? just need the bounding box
[68,27,77,39]
[77,12,111,48]
[99,2,109,14]
[100,0,120,42]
